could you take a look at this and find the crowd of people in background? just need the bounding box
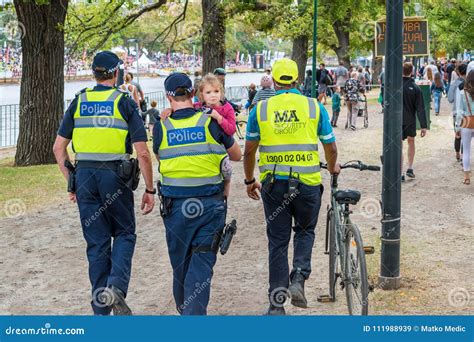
[0,46,21,74]
[239,56,473,185]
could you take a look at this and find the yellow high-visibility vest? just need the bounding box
[159,111,227,187]
[72,88,129,161]
[256,92,321,186]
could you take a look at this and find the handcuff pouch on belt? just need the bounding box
[262,164,277,194]
[157,181,173,217]
[117,158,140,191]
[64,160,76,193]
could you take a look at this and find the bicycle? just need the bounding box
[317,160,380,315]
[235,108,247,140]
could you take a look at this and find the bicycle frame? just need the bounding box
[329,176,354,289]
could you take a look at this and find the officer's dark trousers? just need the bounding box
[75,166,136,315]
[163,195,226,315]
[261,179,322,300]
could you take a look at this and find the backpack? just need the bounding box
[322,71,333,85]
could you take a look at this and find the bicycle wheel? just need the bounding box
[327,208,338,301]
[236,120,247,140]
[344,223,369,315]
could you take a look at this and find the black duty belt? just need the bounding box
[75,160,122,171]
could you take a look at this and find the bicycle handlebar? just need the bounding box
[321,160,381,172]
[321,161,380,189]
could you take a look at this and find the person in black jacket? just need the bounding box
[402,62,428,181]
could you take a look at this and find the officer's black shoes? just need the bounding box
[266,303,286,316]
[289,273,308,308]
[98,286,133,316]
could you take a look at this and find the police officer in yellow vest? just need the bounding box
[53,51,155,315]
[153,73,241,315]
[243,58,340,315]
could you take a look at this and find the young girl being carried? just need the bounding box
[160,73,236,198]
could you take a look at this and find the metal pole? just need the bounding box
[311,0,318,98]
[136,40,140,83]
[379,0,403,290]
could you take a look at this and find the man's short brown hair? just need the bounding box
[171,87,193,102]
[403,62,414,77]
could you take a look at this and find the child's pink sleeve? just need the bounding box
[193,101,202,109]
[216,102,236,136]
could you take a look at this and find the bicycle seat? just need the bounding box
[334,190,361,205]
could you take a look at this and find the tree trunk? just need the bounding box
[14,0,68,166]
[333,19,351,69]
[202,0,226,76]
[291,35,309,85]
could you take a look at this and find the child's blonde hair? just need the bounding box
[151,100,157,107]
[198,73,224,103]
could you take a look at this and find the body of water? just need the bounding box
[0,73,265,106]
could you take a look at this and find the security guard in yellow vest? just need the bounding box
[152,73,241,315]
[243,58,340,315]
[53,51,155,315]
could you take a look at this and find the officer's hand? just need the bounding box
[159,108,172,121]
[330,163,341,175]
[68,192,76,203]
[141,192,155,215]
[246,181,262,200]
[420,128,427,137]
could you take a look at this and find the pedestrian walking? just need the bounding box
[52,51,155,315]
[243,58,340,315]
[153,73,241,315]
[431,72,444,115]
[331,86,342,127]
[343,72,365,130]
[401,62,428,181]
[455,70,474,185]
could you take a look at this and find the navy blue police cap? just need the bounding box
[164,72,193,97]
[92,51,122,74]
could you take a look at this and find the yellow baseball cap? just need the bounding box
[272,58,298,84]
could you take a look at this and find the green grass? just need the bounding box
[0,157,66,218]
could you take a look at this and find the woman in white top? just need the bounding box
[456,70,474,185]
[120,73,140,107]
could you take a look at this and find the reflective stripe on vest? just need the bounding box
[74,117,128,130]
[259,97,317,121]
[159,144,226,159]
[259,143,318,153]
[259,164,320,173]
[161,174,222,186]
[75,152,130,161]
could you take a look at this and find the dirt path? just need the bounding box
[0,98,472,315]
